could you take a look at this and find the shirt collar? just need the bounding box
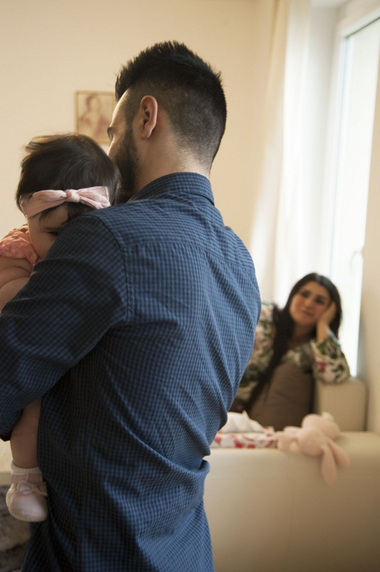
[128,173,215,206]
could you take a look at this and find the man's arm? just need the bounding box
[0,214,128,439]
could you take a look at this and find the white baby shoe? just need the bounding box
[6,471,48,522]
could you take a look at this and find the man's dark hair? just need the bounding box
[16,133,119,221]
[115,41,227,169]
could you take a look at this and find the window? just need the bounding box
[328,17,380,374]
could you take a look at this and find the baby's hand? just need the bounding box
[0,256,32,288]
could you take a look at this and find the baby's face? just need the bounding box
[28,205,69,259]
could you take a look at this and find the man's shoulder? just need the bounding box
[84,202,161,239]
[83,199,193,240]
[83,201,254,274]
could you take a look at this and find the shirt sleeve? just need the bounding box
[310,333,350,384]
[0,214,128,440]
[236,302,274,402]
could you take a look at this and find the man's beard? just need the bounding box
[113,128,140,203]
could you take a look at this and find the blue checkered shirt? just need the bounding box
[0,173,260,571]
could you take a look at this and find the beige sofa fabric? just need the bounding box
[314,377,367,430]
[205,432,380,572]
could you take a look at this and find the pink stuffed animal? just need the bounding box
[276,413,350,485]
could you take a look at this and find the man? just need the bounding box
[0,42,260,571]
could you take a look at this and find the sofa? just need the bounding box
[1,377,378,572]
[204,377,380,572]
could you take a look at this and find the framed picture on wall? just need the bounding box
[75,91,115,145]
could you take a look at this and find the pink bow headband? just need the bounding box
[20,186,111,218]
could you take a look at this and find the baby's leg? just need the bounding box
[6,398,48,522]
[11,399,41,468]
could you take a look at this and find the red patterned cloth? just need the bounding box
[0,226,40,267]
[211,429,277,449]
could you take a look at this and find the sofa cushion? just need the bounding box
[247,362,313,430]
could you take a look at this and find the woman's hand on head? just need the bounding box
[318,301,337,327]
[315,301,337,341]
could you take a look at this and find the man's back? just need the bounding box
[1,173,260,571]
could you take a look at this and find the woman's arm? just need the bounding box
[311,302,350,384]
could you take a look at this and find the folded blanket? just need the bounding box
[220,411,270,434]
[211,412,277,448]
[211,431,277,448]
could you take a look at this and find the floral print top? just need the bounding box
[237,302,350,403]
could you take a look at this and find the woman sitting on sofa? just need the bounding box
[231,273,350,430]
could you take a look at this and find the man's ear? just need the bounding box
[137,95,158,140]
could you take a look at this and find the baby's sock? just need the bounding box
[10,460,43,476]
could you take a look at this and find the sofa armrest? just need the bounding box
[313,376,366,430]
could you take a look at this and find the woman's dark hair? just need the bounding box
[246,273,343,410]
[115,41,227,170]
[281,273,342,337]
[16,133,119,222]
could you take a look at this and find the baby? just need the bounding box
[0,133,119,522]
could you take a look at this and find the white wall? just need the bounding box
[0,0,275,249]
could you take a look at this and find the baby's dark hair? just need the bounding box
[16,133,119,222]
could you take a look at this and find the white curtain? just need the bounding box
[250,0,312,305]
